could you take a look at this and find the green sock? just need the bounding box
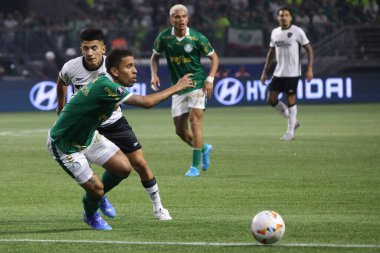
[192,148,202,169]
[102,171,125,194]
[202,143,208,152]
[82,194,100,217]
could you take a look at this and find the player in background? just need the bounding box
[260,7,313,141]
[56,28,172,220]
[48,49,194,230]
[150,4,219,177]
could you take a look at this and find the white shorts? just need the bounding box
[47,131,119,185]
[171,89,206,117]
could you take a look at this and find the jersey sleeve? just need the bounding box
[96,77,132,105]
[58,62,71,85]
[297,27,310,46]
[269,30,275,48]
[198,33,214,56]
[153,33,164,55]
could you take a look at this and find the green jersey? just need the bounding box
[153,27,214,95]
[50,75,132,154]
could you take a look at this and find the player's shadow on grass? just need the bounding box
[0,219,90,234]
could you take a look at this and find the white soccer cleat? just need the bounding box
[280,132,295,141]
[154,208,172,221]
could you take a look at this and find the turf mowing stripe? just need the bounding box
[0,239,379,248]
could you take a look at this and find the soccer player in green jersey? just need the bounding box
[150,4,219,177]
[47,49,194,230]
[56,28,175,221]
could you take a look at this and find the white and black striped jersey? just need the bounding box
[58,56,122,126]
[269,24,310,77]
[59,56,107,92]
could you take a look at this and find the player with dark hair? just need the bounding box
[48,48,194,230]
[150,4,219,177]
[261,7,313,141]
[56,28,173,221]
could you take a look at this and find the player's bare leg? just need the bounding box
[97,150,133,218]
[81,174,111,230]
[189,108,204,150]
[174,113,193,146]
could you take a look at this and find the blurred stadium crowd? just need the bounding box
[0,0,379,79]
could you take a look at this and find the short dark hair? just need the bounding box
[80,28,105,42]
[106,49,134,73]
[277,6,293,18]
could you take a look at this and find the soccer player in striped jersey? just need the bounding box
[48,49,194,230]
[261,7,314,141]
[56,28,173,221]
[150,4,219,177]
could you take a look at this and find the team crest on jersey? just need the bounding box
[72,162,81,172]
[184,43,193,53]
[287,32,293,38]
[116,86,126,95]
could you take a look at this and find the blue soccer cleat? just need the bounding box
[83,212,112,230]
[100,195,116,218]
[202,143,213,171]
[185,166,200,177]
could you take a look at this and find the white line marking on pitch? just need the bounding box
[0,129,48,136]
[0,239,379,248]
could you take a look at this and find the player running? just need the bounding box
[150,4,219,177]
[261,7,313,141]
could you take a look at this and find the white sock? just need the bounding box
[274,101,289,119]
[287,105,297,135]
[144,183,163,212]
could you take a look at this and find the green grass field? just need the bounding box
[0,104,379,253]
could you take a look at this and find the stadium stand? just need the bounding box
[0,0,379,78]
[313,25,380,75]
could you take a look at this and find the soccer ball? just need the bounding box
[251,210,285,244]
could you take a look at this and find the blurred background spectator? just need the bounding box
[0,63,5,80]
[234,65,251,78]
[35,50,59,81]
[216,67,231,78]
[0,0,378,79]
[65,47,77,60]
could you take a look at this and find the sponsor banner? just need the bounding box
[212,77,357,106]
[0,73,379,112]
[29,81,73,111]
[227,27,263,49]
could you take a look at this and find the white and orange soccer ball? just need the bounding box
[251,210,285,244]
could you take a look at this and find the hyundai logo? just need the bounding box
[214,78,244,105]
[29,81,73,111]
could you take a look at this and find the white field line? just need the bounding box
[0,129,48,137]
[0,239,379,248]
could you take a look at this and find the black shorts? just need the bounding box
[269,76,300,95]
[98,116,142,153]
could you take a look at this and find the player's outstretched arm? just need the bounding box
[126,73,194,108]
[56,77,68,115]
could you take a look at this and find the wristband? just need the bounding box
[206,76,214,83]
